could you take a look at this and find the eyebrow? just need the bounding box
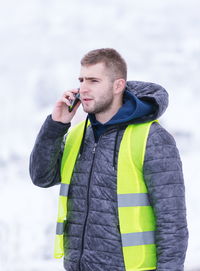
[78,77,101,81]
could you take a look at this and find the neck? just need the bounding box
[95,98,123,124]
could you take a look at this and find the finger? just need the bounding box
[62,88,79,98]
[62,91,74,101]
[71,88,79,94]
[60,97,71,106]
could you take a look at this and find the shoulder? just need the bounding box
[144,121,182,168]
[147,121,177,147]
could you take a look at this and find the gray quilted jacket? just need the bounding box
[30,81,188,271]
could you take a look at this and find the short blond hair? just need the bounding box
[81,48,127,81]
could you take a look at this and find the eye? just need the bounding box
[79,78,83,83]
[91,79,98,83]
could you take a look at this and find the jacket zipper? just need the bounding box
[78,127,122,269]
[79,142,97,270]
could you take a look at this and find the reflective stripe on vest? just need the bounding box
[54,120,157,270]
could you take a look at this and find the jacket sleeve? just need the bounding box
[143,122,188,271]
[29,115,70,188]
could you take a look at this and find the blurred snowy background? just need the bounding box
[0,0,200,270]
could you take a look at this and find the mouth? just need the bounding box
[82,98,93,102]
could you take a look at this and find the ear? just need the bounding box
[113,79,126,95]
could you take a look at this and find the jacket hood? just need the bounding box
[125,80,168,123]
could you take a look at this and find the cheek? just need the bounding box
[93,83,113,100]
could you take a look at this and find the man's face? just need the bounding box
[79,63,115,114]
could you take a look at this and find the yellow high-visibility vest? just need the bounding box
[54,120,157,270]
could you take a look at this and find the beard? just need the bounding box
[82,91,114,114]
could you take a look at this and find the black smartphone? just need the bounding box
[68,93,80,112]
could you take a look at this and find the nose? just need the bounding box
[79,81,89,95]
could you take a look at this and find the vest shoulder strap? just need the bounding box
[127,120,156,170]
[61,121,85,184]
[117,120,157,194]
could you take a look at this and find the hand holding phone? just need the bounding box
[52,89,80,124]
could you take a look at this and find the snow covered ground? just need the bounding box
[0,0,200,270]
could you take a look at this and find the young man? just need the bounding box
[30,48,188,271]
